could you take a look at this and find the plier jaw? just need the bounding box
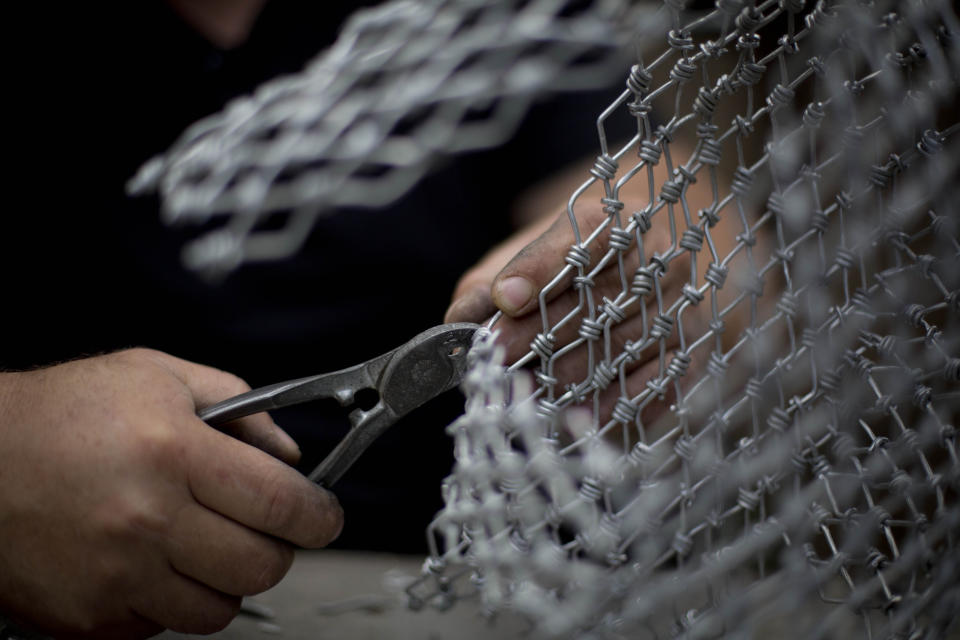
[198,323,479,486]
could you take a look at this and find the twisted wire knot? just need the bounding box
[601,197,624,215]
[766,83,796,109]
[672,531,694,557]
[835,247,858,270]
[736,7,763,32]
[768,407,791,432]
[805,0,835,28]
[573,275,595,289]
[638,140,662,166]
[738,61,767,86]
[535,369,559,387]
[731,166,755,197]
[565,244,591,269]
[628,441,655,467]
[667,29,695,54]
[738,487,761,511]
[626,64,653,95]
[693,87,719,119]
[579,477,604,502]
[835,190,853,211]
[777,292,799,318]
[631,265,656,296]
[803,101,826,128]
[700,207,721,227]
[659,178,683,203]
[707,351,728,377]
[579,318,604,342]
[627,100,652,118]
[869,163,895,189]
[807,56,826,76]
[531,332,556,359]
[944,359,960,382]
[608,227,632,252]
[734,114,756,139]
[699,137,722,165]
[590,154,618,181]
[601,297,627,323]
[612,397,638,424]
[651,314,675,340]
[903,303,926,328]
[680,227,705,252]
[667,351,692,378]
[670,58,698,83]
[917,129,944,156]
[681,284,704,306]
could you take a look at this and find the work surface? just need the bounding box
[160,550,526,640]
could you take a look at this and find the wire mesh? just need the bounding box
[128,0,655,275]
[134,0,959,637]
[406,0,960,637]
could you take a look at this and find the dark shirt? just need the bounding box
[5,1,627,552]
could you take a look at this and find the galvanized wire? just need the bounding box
[135,0,959,636]
[407,0,960,637]
[128,0,656,275]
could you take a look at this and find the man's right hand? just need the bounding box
[0,348,343,638]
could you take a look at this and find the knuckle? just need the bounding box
[112,347,163,368]
[133,423,183,467]
[95,491,170,541]
[220,371,252,396]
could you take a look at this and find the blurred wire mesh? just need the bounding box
[134,0,958,637]
[128,0,656,274]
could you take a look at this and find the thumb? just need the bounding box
[490,202,609,317]
[444,211,555,323]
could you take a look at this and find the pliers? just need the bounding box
[199,323,478,486]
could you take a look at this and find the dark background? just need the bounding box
[4,2,628,553]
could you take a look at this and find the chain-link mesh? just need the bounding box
[134,0,958,637]
[128,0,656,275]
[405,0,960,637]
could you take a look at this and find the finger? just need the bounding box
[491,204,610,317]
[216,414,301,467]
[494,236,686,365]
[540,299,685,395]
[142,349,301,465]
[187,427,343,549]
[445,209,556,323]
[132,570,242,635]
[167,503,294,596]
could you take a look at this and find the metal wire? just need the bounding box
[408,0,960,637]
[135,0,959,636]
[128,0,656,275]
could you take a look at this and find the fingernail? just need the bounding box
[445,287,496,323]
[495,276,535,315]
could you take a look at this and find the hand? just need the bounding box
[447,152,742,426]
[0,348,343,638]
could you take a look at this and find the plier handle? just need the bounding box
[199,323,478,486]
